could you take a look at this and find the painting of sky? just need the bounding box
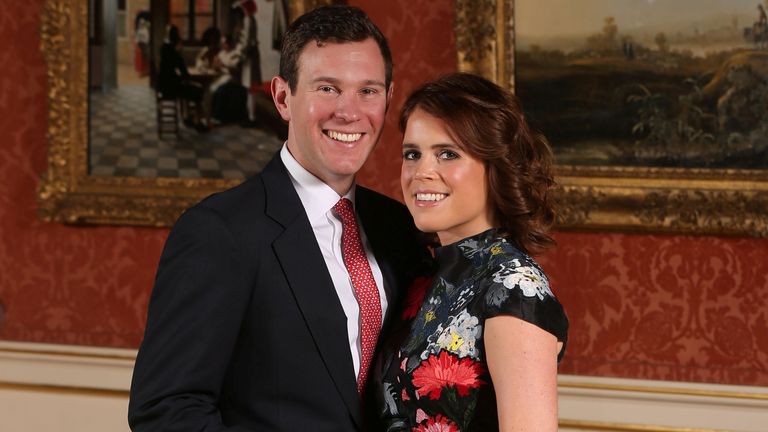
[517,0,763,50]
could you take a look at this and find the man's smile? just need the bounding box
[324,129,363,143]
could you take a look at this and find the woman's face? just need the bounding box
[401,109,493,245]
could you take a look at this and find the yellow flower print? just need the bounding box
[425,310,436,324]
[448,333,464,351]
[490,245,503,255]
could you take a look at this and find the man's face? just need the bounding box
[272,38,392,195]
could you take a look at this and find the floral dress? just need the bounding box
[374,229,568,432]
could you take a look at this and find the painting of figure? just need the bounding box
[515,0,768,168]
[88,0,290,180]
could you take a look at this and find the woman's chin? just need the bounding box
[414,220,440,236]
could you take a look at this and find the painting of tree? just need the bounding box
[515,0,768,169]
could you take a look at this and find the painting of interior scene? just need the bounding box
[515,0,768,168]
[88,0,288,179]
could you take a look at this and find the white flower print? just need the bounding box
[492,260,554,300]
[451,286,475,312]
[421,309,481,360]
[458,239,484,259]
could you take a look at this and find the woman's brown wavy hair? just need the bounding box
[399,73,557,255]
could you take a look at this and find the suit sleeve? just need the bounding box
[128,206,253,432]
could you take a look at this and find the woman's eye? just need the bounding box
[438,150,459,160]
[403,150,420,160]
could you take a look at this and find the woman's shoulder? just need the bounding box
[455,234,554,300]
[465,234,568,353]
[487,241,555,302]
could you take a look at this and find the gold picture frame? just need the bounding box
[37,0,333,227]
[455,0,768,237]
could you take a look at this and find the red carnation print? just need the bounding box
[412,351,484,399]
[412,414,459,432]
[416,408,428,423]
[403,276,433,320]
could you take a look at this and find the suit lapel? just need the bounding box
[262,156,362,428]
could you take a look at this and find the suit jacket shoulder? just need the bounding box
[199,171,267,215]
[186,155,301,241]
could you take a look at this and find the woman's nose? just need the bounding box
[413,159,437,180]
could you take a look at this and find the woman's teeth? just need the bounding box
[326,130,362,142]
[416,193,447,202]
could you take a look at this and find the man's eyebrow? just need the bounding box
[310,76,341,85]
[309,77,386,87]
[360,79,386,88]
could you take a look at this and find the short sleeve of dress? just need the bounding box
[479,255,569,361]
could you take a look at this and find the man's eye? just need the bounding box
[403,150,420,160]
[318,86,336,93]
[360,88,378,96]
[438,150,459,160]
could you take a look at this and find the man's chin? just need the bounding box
[327,152,374,171]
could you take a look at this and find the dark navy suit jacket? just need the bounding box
[128,154,427,431]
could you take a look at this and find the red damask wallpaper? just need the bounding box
[0,0,766,386]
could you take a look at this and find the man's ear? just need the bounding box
[385,81,395,114]
[271,76,292,122]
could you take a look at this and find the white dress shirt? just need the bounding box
[280,145,387,379]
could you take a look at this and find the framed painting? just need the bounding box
[38,0,337,226]
[455,0,768,237]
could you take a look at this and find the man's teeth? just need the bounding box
[416,193,447,202]
[327,130,362,142]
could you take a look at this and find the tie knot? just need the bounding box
[333,198,355,224]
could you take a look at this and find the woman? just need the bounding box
[375,73,568,431]
[194,27,223,73]
[210,34,249,124]
[134,11,151,77]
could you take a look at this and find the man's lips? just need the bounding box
[324,129,363,142]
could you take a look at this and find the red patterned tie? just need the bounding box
[333,198,382,395]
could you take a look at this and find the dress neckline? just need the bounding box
[434,228,502,266]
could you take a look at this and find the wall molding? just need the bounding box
[0,341,135,431]
[557,375,768,431]
[559,377,768,401]
[1,341,767,431]
[0,341,135,392]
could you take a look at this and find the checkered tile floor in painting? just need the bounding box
[89,84,283,179]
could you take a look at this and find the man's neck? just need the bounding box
[327,178,354,197]
[283,144,355,197]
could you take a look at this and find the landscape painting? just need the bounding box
[515,0,768,168]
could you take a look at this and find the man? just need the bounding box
[128,5,427,431]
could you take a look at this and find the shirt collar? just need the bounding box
[280,144,356,223]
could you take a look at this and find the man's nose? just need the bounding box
[334,93,362,122]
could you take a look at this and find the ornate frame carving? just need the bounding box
[37,0,328,227]
[455,0,768,237]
